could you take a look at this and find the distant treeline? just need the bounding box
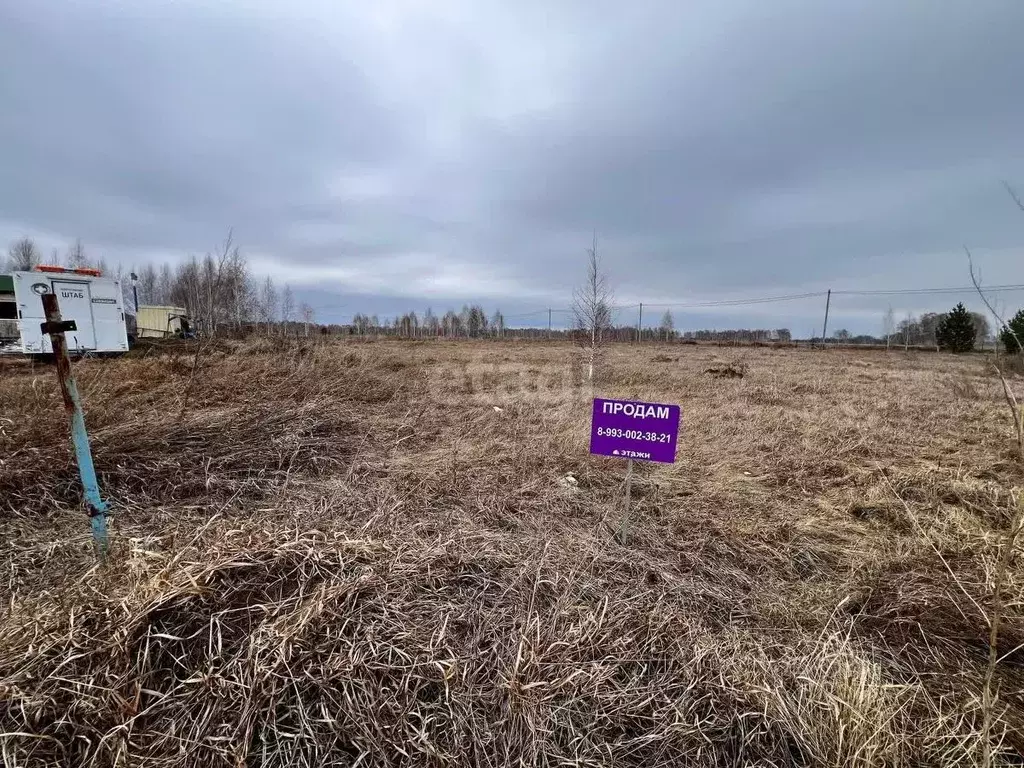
[334,316,797,342]
[889,310,991,348]
[1,236,1007,347]
[4,235,319,337]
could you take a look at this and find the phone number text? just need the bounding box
[595,427,672,443]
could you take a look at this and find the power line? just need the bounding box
[833,284,1024,296]
[298,282,1024,325]
[640,291,825,309]
[501,309,550,320]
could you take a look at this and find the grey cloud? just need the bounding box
[1,0,1023,333]
[1,2,407,250]
[468,3,1024,284]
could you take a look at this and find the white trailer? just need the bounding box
[0,268,129,355]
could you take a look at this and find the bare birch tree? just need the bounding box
[6,237,40,271]
[223,246,252,332]
[138,264,158,305]
[65,238,87,268]
[659,310,675,341]
[572,235,613,381]
[260,277,278,335]
[423,307,439,337]
[300,303,315,336]
[281,285,295,336]
[442,310,460,338]
[164,231,241,337]
[156,264,173,305]
[491,309,505,338]
[882,306,895,350]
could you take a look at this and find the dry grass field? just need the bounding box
[1,339,1023,767]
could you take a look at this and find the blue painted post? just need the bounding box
[40,292,110,557]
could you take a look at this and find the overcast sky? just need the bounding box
[2,0,1023,333]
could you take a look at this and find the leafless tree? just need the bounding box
[156,264,174,305]
[138,264,158,305]
[300,303,315,336]
[441,310,461,338]
[43,231,256,335]
[175,231,244,416]
[164,232,240,337]
[260,277,278,335]
[491,309,505,338]
[281,284,295,335]
[221,245,252,332]
[971,311,992,350]
[659,310,674,341]
[65,238,87,268]
[6,237,40,271]
[201,254,218,330]
[882,306,895,350]
[572,235,613,381]
[462,305,486,338]
[170,257,201,329]
[423,307,439,337]
[969,247,1018,356]
[208,231,241,336]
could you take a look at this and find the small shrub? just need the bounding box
[747,383,786,406]
[704,364,745,379]
[949,375,979,400]
[480,369,500,391]
[997,353,1024,377]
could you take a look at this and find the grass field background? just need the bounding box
[1,339,1021,766]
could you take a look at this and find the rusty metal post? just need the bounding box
[40,293,110,557]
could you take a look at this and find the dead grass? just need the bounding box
[1,340,1022,766]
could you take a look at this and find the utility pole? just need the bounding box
[820,289,831,348]
[547,308,552,340]
[637,302,643,343]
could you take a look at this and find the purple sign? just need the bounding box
[590,398,680,463]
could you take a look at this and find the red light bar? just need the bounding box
[35,265,66,273]
[73,268,102,277]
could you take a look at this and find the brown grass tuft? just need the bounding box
[1,341,1022,766]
